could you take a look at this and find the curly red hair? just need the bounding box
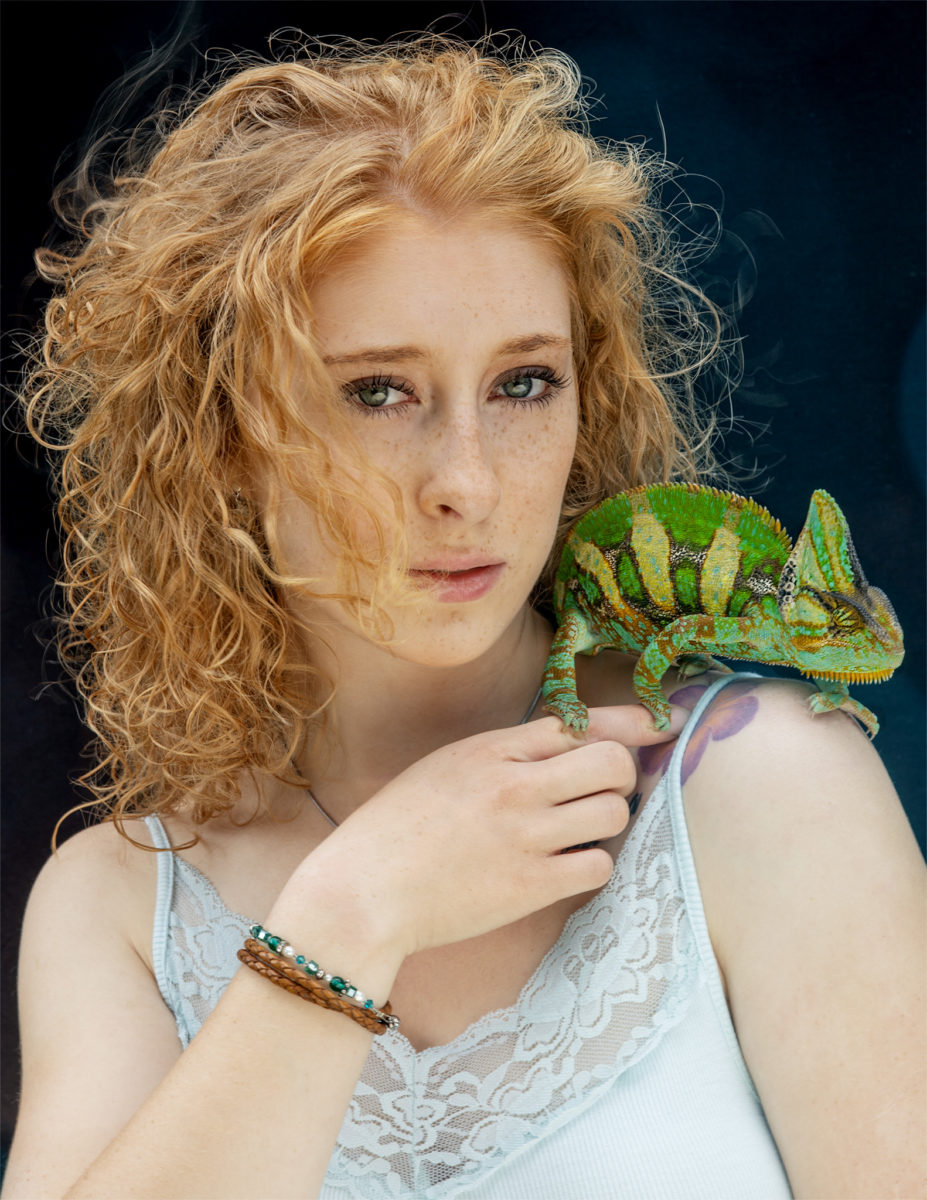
[21,35,728,840]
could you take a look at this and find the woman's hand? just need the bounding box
[289,704,690,961]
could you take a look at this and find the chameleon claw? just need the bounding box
[676,654,735,680]
[807,690,880,739]
[543,697,590,733]
[855,712,880,740]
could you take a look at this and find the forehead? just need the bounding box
[308,209,573,357]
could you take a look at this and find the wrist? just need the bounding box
[263,851,409,1007]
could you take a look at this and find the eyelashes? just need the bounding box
[341,365,570,416]
[497,366,570,407]
[341,373,415,415]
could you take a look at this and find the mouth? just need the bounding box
[408,562,505,602]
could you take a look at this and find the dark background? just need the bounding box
[2,0,924,1151]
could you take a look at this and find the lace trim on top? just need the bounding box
[330,791,698,1198]
[146,675,750,1200]
[147,820,253,1044]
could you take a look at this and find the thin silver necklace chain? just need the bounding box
[305,683,545,829]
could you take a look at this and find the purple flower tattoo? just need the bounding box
[638,682,760,785]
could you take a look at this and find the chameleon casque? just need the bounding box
[541,484,904,738]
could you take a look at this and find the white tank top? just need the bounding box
[146,672,793,1198]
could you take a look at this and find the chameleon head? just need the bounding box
[776,489,904,683]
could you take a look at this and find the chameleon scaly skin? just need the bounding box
[541,484,904,736]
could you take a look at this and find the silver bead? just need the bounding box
[282,944,295,958]
[354,991,366,1005]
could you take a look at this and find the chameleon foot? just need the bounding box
[675,654,732,680]
[543,694,590,733]
[807,689,880,739]
[644,699,672,732]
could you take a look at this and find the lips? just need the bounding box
[408,561,505,602]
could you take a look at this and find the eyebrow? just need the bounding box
[321,333,572,367]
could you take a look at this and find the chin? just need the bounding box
[386,608,532,671]
[388,635,503,671]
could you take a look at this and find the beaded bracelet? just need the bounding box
[238,940,398,1034]
[238,945,393,1034]
[239,924,400,1034]
[240,938,379,1021]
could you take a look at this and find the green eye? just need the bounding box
[496,368,568,404]
[356,384,390,407]
[344,374,413,411]
[500,375,537,399]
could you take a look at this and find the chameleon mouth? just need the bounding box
[800,667,897,684]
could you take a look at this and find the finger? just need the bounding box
[498,713,595,761]
[584,703,692,748]
[536,790,630,854]
[547,842,615,898]
[503,703,691,761]
[524,738,638,803]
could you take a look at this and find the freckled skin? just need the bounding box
[265,209,580,684]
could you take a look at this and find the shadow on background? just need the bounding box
[2,0,923,1158]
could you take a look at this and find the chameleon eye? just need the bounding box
[831,603,864,633]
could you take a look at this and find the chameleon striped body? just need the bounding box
[542,484,904,736]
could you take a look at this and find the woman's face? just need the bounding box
[279,208,579,669]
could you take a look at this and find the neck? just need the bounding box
[297,606,552,820]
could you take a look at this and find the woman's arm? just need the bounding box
[2,822,401,1200]
[683,679,926,1199]
[3,705,682,1199]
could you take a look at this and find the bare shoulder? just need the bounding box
[36,814,158,878]
[677,673,923,987]
[5,818,183,1198]
[678,676,926,1198]
[27,818,160,967]
[679,675,918,860]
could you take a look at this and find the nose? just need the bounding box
[415,409,502,524]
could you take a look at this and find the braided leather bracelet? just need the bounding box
[237,934,399,1034]
[237,947,393,1034]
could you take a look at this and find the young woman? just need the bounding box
[3,36,923,1200]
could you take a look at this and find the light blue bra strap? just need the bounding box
[663,671,762,1098]
[143,814,176,1012]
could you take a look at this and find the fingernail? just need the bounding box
[667,705,692,735]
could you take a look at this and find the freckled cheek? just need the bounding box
[497,414,577,530]
[512,406,578,483]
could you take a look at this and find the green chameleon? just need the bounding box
[541,484,904,737]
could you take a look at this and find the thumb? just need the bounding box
[584,703,692,747]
